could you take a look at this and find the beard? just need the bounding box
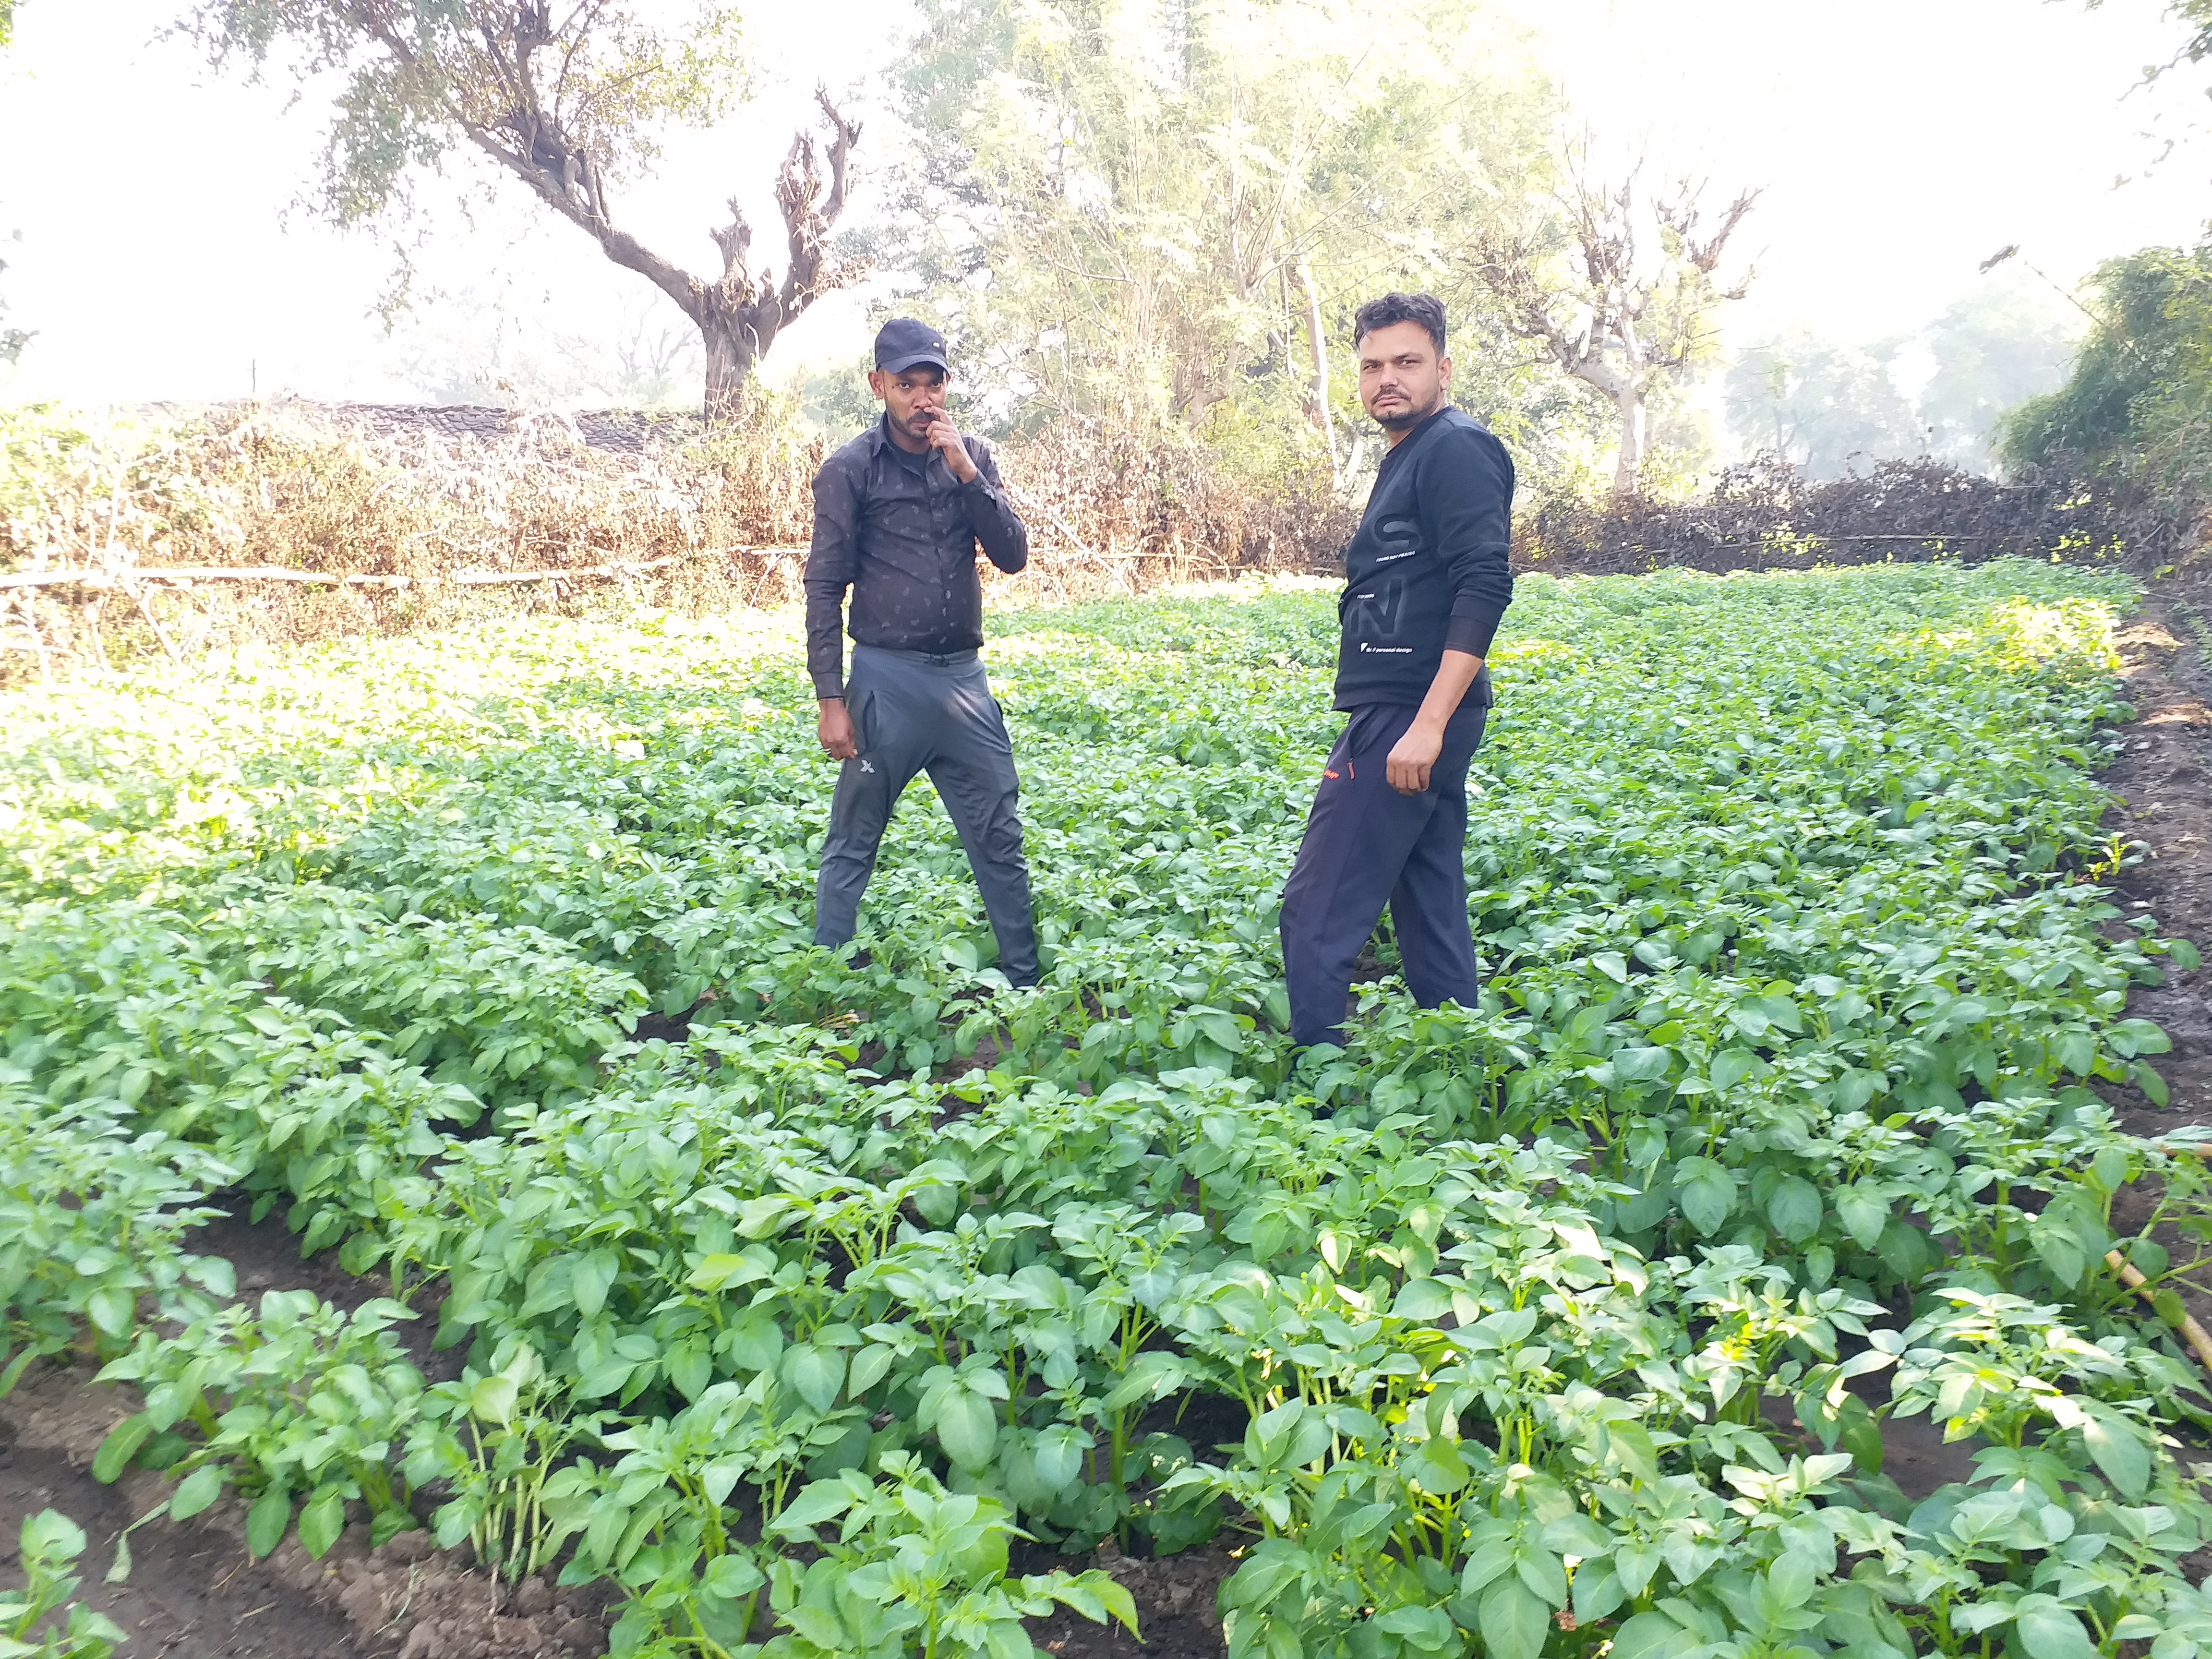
[1371,385,1443,431]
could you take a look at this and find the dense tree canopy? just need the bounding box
[886,0,1559,482]
[1470,142,1756,497]
[1998,241,2212,494]
[1723,332,1921,480]
[0,3,22,366]
[1918,278,2080,469]
[1721,279,2078,480]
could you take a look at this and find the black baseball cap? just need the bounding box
[874,318,949,375]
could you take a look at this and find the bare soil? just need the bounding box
[189,1210,466,1389]
[1033,1542,1230,1658]
[0,1228,610,1659]
[2098,595,2212,1139]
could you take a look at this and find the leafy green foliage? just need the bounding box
[0,1095,235,1382]
[5,561,2209,1656]
[95,1291,425,1557]
[175,0,858,408]
[1998,240,2212,502]
[890,0,1559,461]
[0,1510,127,1659]
[178,0,743,231]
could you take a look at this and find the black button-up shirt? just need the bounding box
[803,416,1030,699]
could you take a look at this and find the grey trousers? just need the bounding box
[814,644,1039,986]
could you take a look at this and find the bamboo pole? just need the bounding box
[2106,1250,2212,1378]
[453,555,684,586]
[0,567,414,591]
[3,547,804,597]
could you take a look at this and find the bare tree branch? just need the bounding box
[1470,136,1756,494]
[183,1,863,418]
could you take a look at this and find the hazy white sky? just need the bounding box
[0,0,2205,406]
[1498,0,2211,344]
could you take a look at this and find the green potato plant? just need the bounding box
[93,1290,425,1557]
[0,1510,126,1659]
[6,563,2212,1657]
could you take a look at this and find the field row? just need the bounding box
[4,563,2209,1659]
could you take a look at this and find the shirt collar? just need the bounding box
[1382,405,1452,463]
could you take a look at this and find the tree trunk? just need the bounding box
[702,312,763,421]
[1611,386,1647,498]
[1296,258,1339,481]
[460,90,861,425]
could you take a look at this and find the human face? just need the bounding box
[1357,320,1452,442]
[869,365,949,449]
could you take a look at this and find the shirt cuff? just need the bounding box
[812,673,846,700]
[1444,610,1501,657]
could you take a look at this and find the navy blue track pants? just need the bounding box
[1278,689,1489,1047]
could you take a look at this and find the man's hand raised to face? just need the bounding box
[817,698,858,761]
[924,413,980,484]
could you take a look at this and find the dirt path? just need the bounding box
[2101,592,2212,1136]
[0,1359,366,1659]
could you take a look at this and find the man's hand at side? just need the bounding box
[818,698,858,760]
[924,414,980,484]
[1386,720,1444,794]
[1386,649,1484,795]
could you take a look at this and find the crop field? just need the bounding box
[6,560,2212,1659]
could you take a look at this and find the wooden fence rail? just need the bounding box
[0,546,810,596]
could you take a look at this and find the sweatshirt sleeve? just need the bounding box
[1421,424,1516,657]
[962,440,1030,574]
[803,451,863,699]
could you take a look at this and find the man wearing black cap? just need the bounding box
[803,318,1039,987]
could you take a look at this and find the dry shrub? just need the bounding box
[0,398,827,679]
[1,397,1352,680]
[991,420,1354,601]
[1515,454,2205,578]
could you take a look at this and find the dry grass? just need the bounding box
[0,399,1346,681]
[999,417,1355,601]
[0,397,833,676]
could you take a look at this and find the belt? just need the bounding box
[855,643,980,668]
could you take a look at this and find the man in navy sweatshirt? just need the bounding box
[1277,291,1515,1048]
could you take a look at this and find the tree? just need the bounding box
[1998,240,2212,497]
[2087,0,2212,80]
[0,230,27,369]
[180,1,864,416]
[1917,276,2079,469]
[1723,332,1923,479]
[0,6,23,366]
[884,0,1554,476]
[1471,139,1756,497]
